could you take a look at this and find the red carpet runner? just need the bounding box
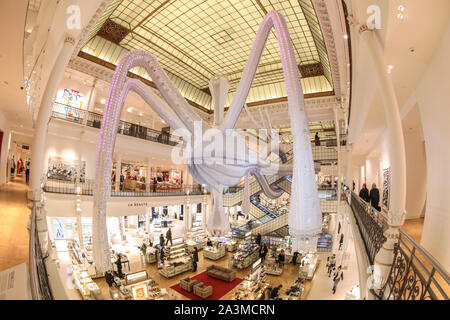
[170,271,243,300]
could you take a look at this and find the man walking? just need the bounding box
[332,266,344,294]
[339,233,344,250]
[166,227,173,246]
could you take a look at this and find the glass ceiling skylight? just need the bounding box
[81,0,334,109]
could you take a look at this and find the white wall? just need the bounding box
[413,19,450,271]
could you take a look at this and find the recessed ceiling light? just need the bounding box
[397,13,404,20]
[127,108,132,113]
[100,99,106,104]
[398,5,405,12]
[343,34,348,39]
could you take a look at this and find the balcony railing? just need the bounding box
[377,230,450,300]
[347,189,450,300]
[51,102,184,147]
[43,178,207,197]
[347,191,388,265]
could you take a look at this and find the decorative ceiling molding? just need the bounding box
[311,0,342,100]
[97,18,131,44]
[71,0,113,60]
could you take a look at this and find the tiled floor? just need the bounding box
[402,218,425,243]
[0,175,30,271]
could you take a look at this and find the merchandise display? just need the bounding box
[231,233,259,269]
[280,279,305,300]
[158,238,193,278]
[144,246,158,264]
[264,256,283,276]
[117,270,170,300]
[67,240,107,278]
[234,259,269,300]
[345,284,361,300]
[186,223,207,251]
[72,264,103,300]
[203,243,226,260]
[298,253,319,280]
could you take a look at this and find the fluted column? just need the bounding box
[359,24,407,292]
[184,203,190,233]
[28,35,76,256]
[334,107,342,213]
[146,158,151,192]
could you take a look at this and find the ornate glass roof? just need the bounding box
[81,0,334,109]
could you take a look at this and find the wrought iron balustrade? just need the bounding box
[43,178,207,197]
[51,102,184,147]
[29,205,54,300]
[347,191,388,264]
[378,230,450,300]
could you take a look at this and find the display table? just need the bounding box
[264,256,283,275]
[186,238,206,251]
[144,247,158,264]
[226,239,237,252]
[231,246,259,269]
[72,265,103,300]
[203,245,226,260]
[298,253,319,280]
[158,238,193,278]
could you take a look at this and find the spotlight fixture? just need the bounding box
[100,99,106,104]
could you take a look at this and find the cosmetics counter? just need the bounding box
[158,238,193,278]
[203,243,226,260]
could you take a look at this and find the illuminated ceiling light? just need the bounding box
[161,119,165,123]
[387,65,394,73]
[139,112,143,116]
[398,5,405,12]
[343,34,348,39]
[127,108,132,113]
[397,13,404,20]
[100,98,106,104]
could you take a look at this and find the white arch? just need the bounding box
[92,10,322,272]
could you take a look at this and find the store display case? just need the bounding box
[264,256,283,275]
[203,243,226,260]
[144,246,158,264]
[72,264,103,300]
[231,232,259,269]
[158,238,193,278]
[280,279,304,300]
[117,270,171,300]
[234,259,269,300]
[298,253,319,280]
[186,224,207,251]
[226,239,237,252]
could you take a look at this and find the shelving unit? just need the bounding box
[186,224,207,251]
[231,232,259,269]
[158,238,192,278]
[235,259,269,300]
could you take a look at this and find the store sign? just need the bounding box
[127,202,148,207]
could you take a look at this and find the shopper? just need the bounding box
[105,270,116,287]
[314,132,320,146]
[115,254,124,279]
[339,233,344,250]
[332,266,344,294]
[159,233,165,248]
[292,251,299,265]
[337,221,341,234]
[270,284,283,299]
[192,247,199,272]
[359,183,370,202]
[256,233,262,245]
[25,161,30,184]
[259,243,268,262]
[159,247,165,263]
[326,254,336,277]
[206,238,213,247]
[277,249,286,268]
[166,227,173,246]
[369,183,381,211]
[152,177,157,192]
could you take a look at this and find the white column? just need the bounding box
[118,216,125,241]
[334,107,342,214]
[360,25,407,291]
[28,35,76,256]
[345,144,353,189]
[201,200,207,228]
[87,78,97,112]
[146,158,151,192]
[145,208,151,233]
[184,203,190,233]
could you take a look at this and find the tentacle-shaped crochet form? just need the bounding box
[93,11,322,271]
[221,11,322,249]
